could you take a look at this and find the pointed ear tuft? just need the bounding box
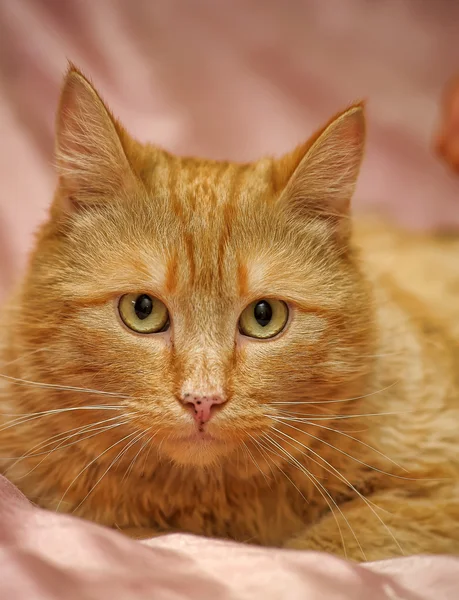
[276,103,366,235]
[55,64,135,211]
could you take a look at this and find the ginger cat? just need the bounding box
[0,65,458,562]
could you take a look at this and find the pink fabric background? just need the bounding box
[1,475,459,600]
[1,0,459,299]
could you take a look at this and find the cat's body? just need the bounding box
[0,66,458,562]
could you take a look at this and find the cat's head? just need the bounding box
[10,66,374,473]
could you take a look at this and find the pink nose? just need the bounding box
[183,394,226,424]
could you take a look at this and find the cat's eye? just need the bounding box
[118,294,169,334]
[239,299,289,339]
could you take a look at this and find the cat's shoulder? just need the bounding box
[354,216,459,327]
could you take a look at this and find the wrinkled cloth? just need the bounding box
[0,476,458,600]
[1,0,459,299]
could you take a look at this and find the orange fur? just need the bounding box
[0,66,458,562]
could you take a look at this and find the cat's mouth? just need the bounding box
[177,430,222,445]
[158,423,236,466]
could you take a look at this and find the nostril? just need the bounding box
[181,394,226,424]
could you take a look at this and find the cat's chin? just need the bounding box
[160,431,234,467]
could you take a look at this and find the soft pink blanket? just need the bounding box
[0,476,457,600]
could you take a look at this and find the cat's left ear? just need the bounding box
[54,64,137,211]
[274,104,365,237]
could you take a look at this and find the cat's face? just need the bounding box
[11,67,374,472]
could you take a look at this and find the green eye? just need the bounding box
[119,294,169,334]
[239,299,289,339]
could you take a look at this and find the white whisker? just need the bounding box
[0,372,131,399]
[122,431,152,483]
[140,435,157,477]
[246,433,278,482]
[271,410,410,422]
[268,416,408,475]
[73,430,145,512]
[268,381,399,406]
[9,420,131,480]
[263,433,353,559]
[57,430,138,511]
[271,425,404,556]
[3,415,128,462]
[0,406,125,435]
[241,439,270,486]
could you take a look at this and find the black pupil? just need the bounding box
[254,301,272,327]
[134,295,153,320]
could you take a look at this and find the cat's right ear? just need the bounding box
[54,64,136,213]
[273,104,365,241]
